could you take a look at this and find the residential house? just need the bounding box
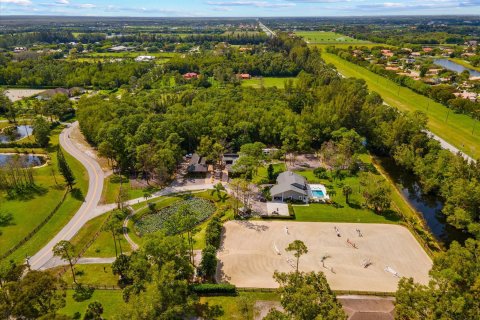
[183,72,198,79]
[187,153,208,174]
[237,73,251,79]
[134,55,155,62]
[270,171,308,203]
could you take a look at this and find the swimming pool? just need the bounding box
[312,190,324,197]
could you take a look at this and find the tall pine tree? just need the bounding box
[57,147,75,190]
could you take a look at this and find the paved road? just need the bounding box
[258,21,276,38]
[30,122,105,270]
[423,130,476,163]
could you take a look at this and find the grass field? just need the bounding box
[58,263,119,287]
[200,292,280,320]
[59,289,124,319]
[296,31,369,44]
[100,175,150,204]
[321,52,480,159]
[241,77,296,89]
[252,162,286,184]
[1,127,88,262]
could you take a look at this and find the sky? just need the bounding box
[1,0,480,17]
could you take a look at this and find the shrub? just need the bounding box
[191,283,236,295]
[198,245,218,280]
[313,167,329,179]
[205,216,223,249]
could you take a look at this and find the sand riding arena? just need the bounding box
[216,221,432,293]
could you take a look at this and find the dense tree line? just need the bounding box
[0,57,152,89]
[0,31,76,48]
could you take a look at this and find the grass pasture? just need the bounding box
[296,31,369,44]
[1,127,88,262]
[59,289,124,319]
[241,77,296,89]
[321,52,480,160]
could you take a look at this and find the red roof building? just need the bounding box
[183,72,198,79]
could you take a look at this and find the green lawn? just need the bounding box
[69,211,130,258]
[296,31,369,44]
[59,289,124,320]
[321,52,480,160]
[57,263,119,287]
[100,175,150,204]
[253,162,286,184]
[200,292,279,320]
[1,127,89,262]
[241,77,296,89]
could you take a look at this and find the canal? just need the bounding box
[378,157,469,246]
[433,59,480,77]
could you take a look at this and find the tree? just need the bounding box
[112,254,131,284]
[267,164,275,182]
[57,147,75,190]
[360,172,391,213]
[198,245,217,281]
[342,185,353,204]
[266,271,346,320]
[1,270,66,319]
[53,240,77,284]
[83,301,104,320]
[285,240,308,273]
[32,116,51,147]
[210,182,225,201]
[395,239,480,320]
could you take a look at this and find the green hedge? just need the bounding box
[190,283,236,295]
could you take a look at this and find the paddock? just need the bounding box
[216,221,432,292]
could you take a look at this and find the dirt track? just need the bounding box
[217,221,432,292]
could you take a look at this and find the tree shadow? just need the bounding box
[6,185,48,201]
[71,188,85,201]
[380,209,402,222]
[346,201,363,209]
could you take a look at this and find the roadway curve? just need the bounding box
[30,122,105,270]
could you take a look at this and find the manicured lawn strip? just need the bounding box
[296,31,368,44]
[241,77,296,89]
[321,52,480,160]
[59,289,124,319]
[449,58,480,72]
[200,292,280,320]
[253,162,286,184]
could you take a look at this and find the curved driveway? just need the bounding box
[30,122,105,270]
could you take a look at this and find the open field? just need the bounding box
[241,77,296,89]
[4,89,44,101]
[100,175,149,204]
[1,127,88,262]
[321,52,480,160]
[217,221,432,292]
[296,31,369,44]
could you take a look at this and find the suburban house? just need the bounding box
[270,171,308,203]
[187,153,208,174]
[222,153,240,172]
[237,73,251,79]
[135,55,155,62]
[183,72,198,79]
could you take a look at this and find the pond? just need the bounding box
[433,59,480,77]
[0,125,33,143]
[0,154,46,168]
[378,157,469,246]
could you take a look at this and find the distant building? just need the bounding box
[108,45,133,52]
[237,73,251,79]
[422,47,433,53]
[465,40,478,47]
[134,55,155,62]
[222,153,240,173]
[183,72,198,79]
[13,47,27,53]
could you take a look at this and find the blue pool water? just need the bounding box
[312,190,324,197]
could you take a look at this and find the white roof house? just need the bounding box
[270,171,308,203]
[134,55,155,62]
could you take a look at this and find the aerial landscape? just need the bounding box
[0,1,479,319]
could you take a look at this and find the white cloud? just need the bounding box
[206,1,295,8]
[55,0,69,4]
[0,0,32,6]
[78,3,95,8]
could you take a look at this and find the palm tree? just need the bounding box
[286,240,308,273]
[342,185,353,204]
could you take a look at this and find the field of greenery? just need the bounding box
[241,77,296,89]
[296,31,369,44]
[0,126,88,262]
[135,197,216,236]
[321,52,480,160]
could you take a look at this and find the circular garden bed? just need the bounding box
[135,197,216,236]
